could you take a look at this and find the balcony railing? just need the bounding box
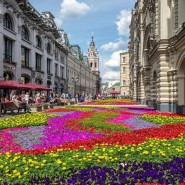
[4,54,16,65]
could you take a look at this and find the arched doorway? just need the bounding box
[20,74,30,84]
[178,60,185,106]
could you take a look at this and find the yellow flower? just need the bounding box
[143,151,149,155]
[56,159,62,165]
[62,167,66,170]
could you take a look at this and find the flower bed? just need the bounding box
[0,99,185,184]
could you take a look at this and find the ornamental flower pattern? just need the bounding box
[0,99,185,184]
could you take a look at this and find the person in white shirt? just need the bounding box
[25,92,29,104]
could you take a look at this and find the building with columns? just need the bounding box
[58,31,101,97]
[0,0,68,95]
[120,51,130,97]
[0,0,100,98]
[129,0,185,113]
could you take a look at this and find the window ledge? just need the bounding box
[4,27,17,35]
[22,38,32,45]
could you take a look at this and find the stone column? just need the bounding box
[168,70,178,112]
[139,70,146,104]
[143,65,151,105]
[157,54,170,112]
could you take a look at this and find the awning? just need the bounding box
[24,83,51,91]
[110,90,120,95]
[0,80,32,89]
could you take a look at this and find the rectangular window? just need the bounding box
[123,80,126,86]
[55,63,58,76]
[36,53,42,71]
[123,57,126,62]
[55,50,58,60]
[47,58,51,73]
[21,46,29,67]
[4,37,12,61]
[60,55,64,63]
[60,66,64,78]
[123,67,126,74]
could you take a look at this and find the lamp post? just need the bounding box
[72,77,79,103]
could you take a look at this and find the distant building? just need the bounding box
[58,31,98,96]
[120,52,130,97]
[87,36,101,94]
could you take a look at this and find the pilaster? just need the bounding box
[0,10,3,79]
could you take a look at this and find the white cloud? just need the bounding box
[59,0,91,20]
[100,38,128,52]
[104,50,125,68]
[102,71,120,81]
[116,9,131,36]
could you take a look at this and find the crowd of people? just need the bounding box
[0,91,31,116]
[0,90,101,117]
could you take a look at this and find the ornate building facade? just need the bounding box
[0,0,68,94]
[120,51,130,97]
[129,0,185,113]
[87,36,101,94]
[58,31,100,97]
[0,0,100,97]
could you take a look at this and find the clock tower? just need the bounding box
[87,36,101,94]
[87,36,100,74]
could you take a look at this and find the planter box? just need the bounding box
[37,106,42,112]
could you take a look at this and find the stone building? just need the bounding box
[87,36,101,95]
[58,31,100,97]
[129,0,185,113]
[0,0,100,97]
[120,51,130,97]
[0,0,68,95]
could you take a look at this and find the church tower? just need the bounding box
[87,36,100,74]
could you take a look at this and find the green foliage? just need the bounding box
[79,112,129,132]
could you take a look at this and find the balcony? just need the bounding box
[21,64,32,70]
[35,69,44,74]
[47,72,53,76]
[3,54,16,66]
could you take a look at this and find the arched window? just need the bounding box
[3,13,13,31]
[21,26,29,41]
[95,62,97,68]
[47,43,51,54]
[36,35,42,48]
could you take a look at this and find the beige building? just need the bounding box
[58,32,100,97]
[129,0,185,113]
[120,52,130,97]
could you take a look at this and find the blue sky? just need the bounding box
[29,0,136,83]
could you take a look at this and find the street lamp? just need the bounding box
[72,77,79,103]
